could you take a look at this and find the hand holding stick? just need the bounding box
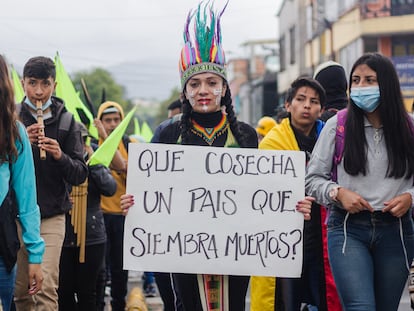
[36,101,46,160]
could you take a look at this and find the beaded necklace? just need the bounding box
[190,114,228,145]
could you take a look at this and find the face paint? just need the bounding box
[188,90,196,107]
[213,88,222,107]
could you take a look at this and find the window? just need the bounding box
[280,35,286,72]
[364,37,378,53]
[306,5,313,41]
[391,0,414,15]
[289,26,296,65]
[393,35,414,56]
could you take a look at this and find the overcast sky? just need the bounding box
[1,0,281,100]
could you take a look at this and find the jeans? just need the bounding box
[328,207,414,311]
[103,214,128,311]
[0,257,16,311]
[143,272,155,288]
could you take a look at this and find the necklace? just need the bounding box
[373,128,383,155]
[191,114,228,145]
[373,128,382,144]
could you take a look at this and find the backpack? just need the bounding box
[0,162,20,273]
[331,109,347,183]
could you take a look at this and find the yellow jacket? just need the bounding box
[250,117,299,311]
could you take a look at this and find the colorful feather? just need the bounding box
[179,1,228,88]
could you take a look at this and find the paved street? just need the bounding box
[103,271,412,310]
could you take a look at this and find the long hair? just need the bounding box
[344,52,414,178]
[180,80,249,146]
[0,55,20,164]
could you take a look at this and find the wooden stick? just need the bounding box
[36,101,46,160]
[79,188,87,263]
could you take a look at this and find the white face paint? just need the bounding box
[213,88,222,107]
[188,90,196,107]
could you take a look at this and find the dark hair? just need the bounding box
[180,80,249,146]
[344,52,414,178]
[168,99,182,111]
[286,76,326,107]
[23,56,56,80]
[0,55,20,163]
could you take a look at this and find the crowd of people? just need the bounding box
[0,1,413,311]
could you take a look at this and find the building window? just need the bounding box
[393,35,414,56]
[362,0,391,18]
[280,35,286,72]
[364,37,378,53]
[391,0,414,16]
[289,26,296,65]
[306,5,313,41]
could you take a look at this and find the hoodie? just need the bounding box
[314,61,348,118]
[97,101,130,214]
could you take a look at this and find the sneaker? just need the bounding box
[143,283,157,297]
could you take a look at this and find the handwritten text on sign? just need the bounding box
[124,143,305,277]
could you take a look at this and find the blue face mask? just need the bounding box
[350,86,380,113]
[24,97,53,111]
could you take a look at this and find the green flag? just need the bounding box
[133,117,141,135]
[140,121,153,143]
[88,107,137,167]
[54,54,98,139]
[11,66,24,103]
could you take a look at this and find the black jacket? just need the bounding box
[18,96,88,218]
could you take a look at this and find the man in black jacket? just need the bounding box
[58,122,116,310]
[14,56,88,310]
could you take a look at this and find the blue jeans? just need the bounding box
[144,272,155,287]
[0,257,16,311]
[328,207,414,311]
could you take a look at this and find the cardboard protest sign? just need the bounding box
[124,143,305,277]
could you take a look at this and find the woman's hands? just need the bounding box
[296,196,315,220]
[383,192,412,218]
[337,187,374,214]
[335,187,411,218]
[120,194,134,216]
[28,263,43,295]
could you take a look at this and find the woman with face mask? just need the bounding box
[305,52,414,310]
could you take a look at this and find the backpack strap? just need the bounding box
[58,111,73,132]
[15,103,22,117]
[16,104,73,133]
[332,109,347,182]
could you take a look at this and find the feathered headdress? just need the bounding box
[179,1,228,89]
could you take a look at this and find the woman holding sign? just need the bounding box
[121,2,314,311]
